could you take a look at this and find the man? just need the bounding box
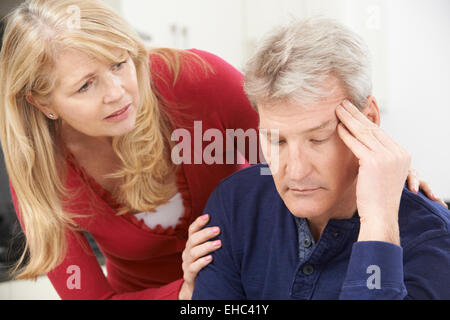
[192,18,450,299]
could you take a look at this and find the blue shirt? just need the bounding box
[192,164,450,300]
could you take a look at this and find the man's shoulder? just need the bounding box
[210,164,278,217]
[217,163,274,192]
[399,187,450,249]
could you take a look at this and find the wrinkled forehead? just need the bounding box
[53,47,126,89]
[258,81,346,132]
[258,102,339,138]
[258,75,346,113]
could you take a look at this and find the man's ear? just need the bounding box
[363,95,380,126]
[25,93,58,120]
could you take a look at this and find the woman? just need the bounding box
[0,0,444,300]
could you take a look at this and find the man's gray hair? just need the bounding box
[244,17,372,110]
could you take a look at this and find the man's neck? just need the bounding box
[306,183,358,242]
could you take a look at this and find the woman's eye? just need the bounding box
[113,60,127,70]
[78,80,92,93]
[76,60,127,94]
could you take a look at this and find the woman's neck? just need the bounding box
[60,121,113,152]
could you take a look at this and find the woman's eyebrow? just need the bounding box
[67,52,128,89]
[70,71,97,88]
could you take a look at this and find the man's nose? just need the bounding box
[103,72,125,104]
[286,146,313,181]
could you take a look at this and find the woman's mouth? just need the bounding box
[104,104,132,122]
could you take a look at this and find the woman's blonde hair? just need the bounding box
[0,0,196,280]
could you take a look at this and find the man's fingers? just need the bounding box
[337,99,405,155]
[337,122,370,159]
[342,99,377,128]
[371,125,404,152]
[336,100,383,152]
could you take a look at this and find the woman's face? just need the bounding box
[48,47,141,139]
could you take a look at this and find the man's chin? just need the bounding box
[282,192,331,219]
[288,207,328,219]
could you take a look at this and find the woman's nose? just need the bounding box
[103,72,125,104]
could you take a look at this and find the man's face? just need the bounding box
[258,77,360,221]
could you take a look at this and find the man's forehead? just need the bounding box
[258,74,346,110]
[258,99,341,131]
[259,117,338,137]
[257,75,347,134]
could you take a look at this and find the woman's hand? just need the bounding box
[178,214,221,300]
[406,168,448,208]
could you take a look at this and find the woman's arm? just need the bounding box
[46,228,184,300]
[190,49,261,165]
[9,183,183,300]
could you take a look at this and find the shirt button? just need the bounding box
[302,237,312,248]
[302,264,314,275]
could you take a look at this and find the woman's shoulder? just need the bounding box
[149,48,245,102]
[149,48,255,132]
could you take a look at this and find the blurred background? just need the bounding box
[0,0,448,299]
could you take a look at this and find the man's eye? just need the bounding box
[310,137,329,144]
[270,139,286,145]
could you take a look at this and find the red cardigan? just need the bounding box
[10,49,259,299]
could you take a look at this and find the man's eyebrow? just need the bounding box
[304,119,338,133]
[259,119,338,137]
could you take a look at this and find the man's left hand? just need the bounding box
[336,100,410,245]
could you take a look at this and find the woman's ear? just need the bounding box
[25,92,59,120]
[363,95,381,126]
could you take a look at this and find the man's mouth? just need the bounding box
[289,186,321,195]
